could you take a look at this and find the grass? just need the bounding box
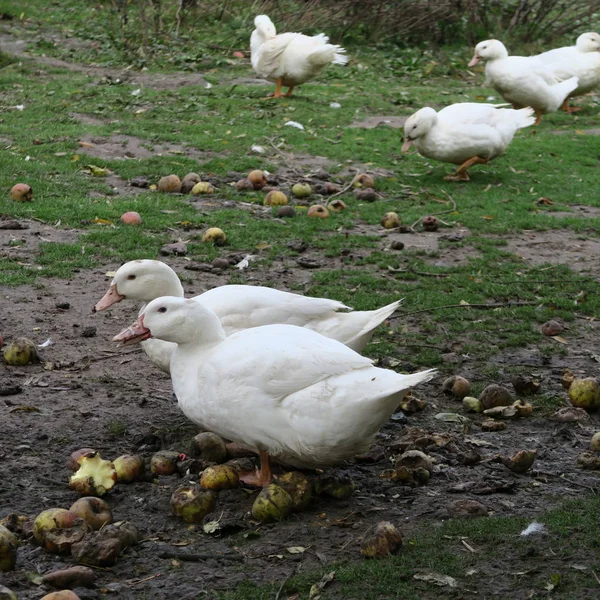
[216,495,600,600]
[1,5,600,597]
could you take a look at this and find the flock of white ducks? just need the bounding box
[92,22,598,485]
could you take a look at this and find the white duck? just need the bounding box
[535,32,600,113]
[113,296,435,485]
[468,39,579,124]
[402,103,535,181]
[250,14,348,98]
[94,260,401,373]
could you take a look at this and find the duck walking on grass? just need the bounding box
[113,296,435,486]
[468,39,579,125]
[250,14,348,98]
[402,102,535,181]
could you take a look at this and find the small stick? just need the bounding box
[398,300,538,318]
[592,570,600,585]
[461,539,476,553]
[274,569,296,600]
[158,550,243,562]
[129,573,163,586]
[328,172,360,200]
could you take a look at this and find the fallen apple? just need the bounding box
[69,452,117,496]
[353,188,377,202]
[170,485,217,523]
[40,591,81,600]
[479,384,513,410]
[157,174,182,193]
[327,199,346,212]
[276,205,295,218]
[314,474,355,499]
[251,484,293,522]
[0,524,18,572]
[2,337,38,366]
[307,204,329,218]
[442,375,471,399]
[113,454,145,482]
[422,215,439,231]
[248,170,267,190]
[66,448,96,472]
[33,509,88,554]
[360,521,402,558]
[264,190,288,206]
[182,172,201,184]
[277,471,312,510]
[380,212,400,229]
[189,431,227,463]
[10,183,33,202]
[353,173,375,189]
[120,211,142,225]
[200,464,239,490]
[69,497,112,531]
[202,227,227,245]
[591,432,600,452]
[41,566,96,590]
[395,450,433,474]
[235,178,254,192]
[150,450,181,476]
[462,396,482,412]
[191,181,215,195]
[568,377,600,411]
[291,183,312,198]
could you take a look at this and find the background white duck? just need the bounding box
[535,32,600,113]
[95,260,401,372]
[250,14,348,98]
[113,297,436,486]
[468,39,579,124]
[402,103,535,181]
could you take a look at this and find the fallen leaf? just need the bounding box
[545,573,561,591]
[309,571,335,599]
[286,546,306,554]
[551,335,569,344]
[203,521,221,534]
[413,571,457,587]
[92,217,114,226]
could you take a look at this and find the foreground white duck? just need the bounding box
[535,32,600,113]
[402,103,535,181]
[250,14,348,98]
[94,260,401,372]
[468,39,579,124]
[113,297,435,485]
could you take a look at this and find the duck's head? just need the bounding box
[253,15,276,40]
[576,32,600,53]
[94,259,184,312]
[401,107,437,151]
[113,296,224,346]
[469,39,507,66]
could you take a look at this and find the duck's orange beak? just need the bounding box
[468,55,480,67]
[401,139,413,152]
[94,284,124,312]
[112,315,151,346]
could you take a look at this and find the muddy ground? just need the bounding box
[1,31,600,600]
[1,216,600,600]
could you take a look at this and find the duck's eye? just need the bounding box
[157,307,167,313]
[127,274,137,280]
[482,46,487,50]
[412,124,417,130]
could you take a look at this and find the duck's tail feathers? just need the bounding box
[514,106,536,129]
[308,43,348,67]
[343,299,402,352]
[551,76,578,110]
[398,368,438,389]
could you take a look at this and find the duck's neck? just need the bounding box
[143,273,185,303]
[176,306,226,350]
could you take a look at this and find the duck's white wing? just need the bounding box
[253,32,302,78]
[536,46,577,64]
[437,103,508,125]
[194,285,350,333]
[215,324,374,398]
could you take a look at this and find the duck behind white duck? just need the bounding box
[535,32,600,112]
[113,296,436,486]
[95,260,401,372]
[469,39,579,124]
[250,14,347,98]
